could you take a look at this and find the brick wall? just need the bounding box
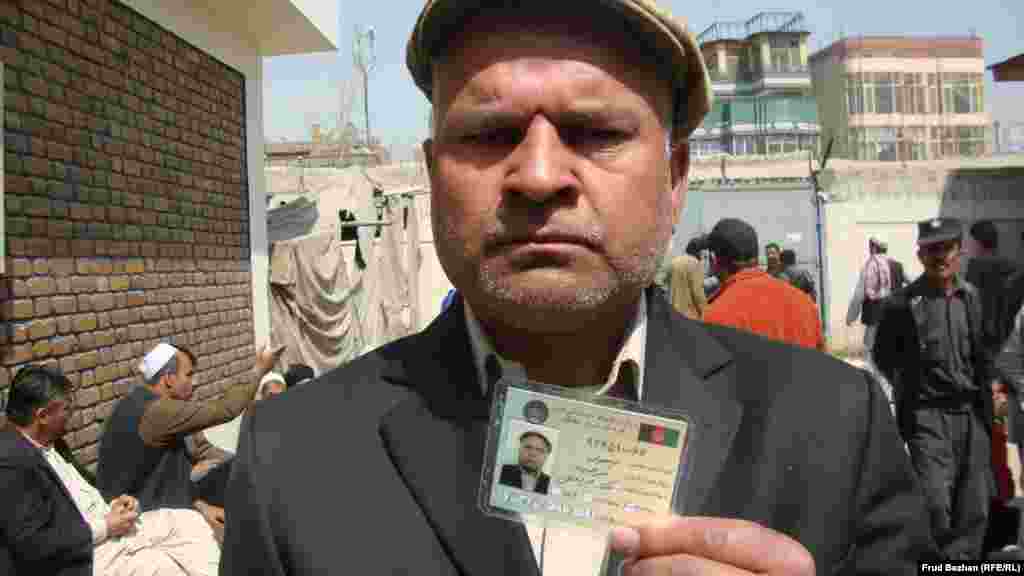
[0,0,254,469]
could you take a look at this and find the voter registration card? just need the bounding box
[479,377,695,530]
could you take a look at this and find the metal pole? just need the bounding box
[364,71,371,146]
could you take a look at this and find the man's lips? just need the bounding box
[491,234,595,251]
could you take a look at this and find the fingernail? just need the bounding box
[610,526,640,556]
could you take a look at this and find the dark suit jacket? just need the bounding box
[873,275,994,436]
[0,428,93,576]
[966,256,1019,352]
[498,464,550,495]
[221,290,934,575]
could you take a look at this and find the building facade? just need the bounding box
[689,12,820,158]
[810,36,991,161]
[0,0,336,467]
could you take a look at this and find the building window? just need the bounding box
[768,36,802,73]
[875,73,896,114]
[941,72,984,114]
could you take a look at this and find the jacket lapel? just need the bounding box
[642,291,739,515]
[9,430,81,510]
[379,298,539,576]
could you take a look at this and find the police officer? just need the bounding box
[874,217,994,560]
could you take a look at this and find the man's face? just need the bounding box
[167,352,195,401]
[917,239,962,283]
[39,396,72,441]
[425,13,682,331]
[765,246,781,269]
[517,435,550,473]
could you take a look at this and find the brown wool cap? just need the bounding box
[406,0,714,137]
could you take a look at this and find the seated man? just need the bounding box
[97,342,283,541]
[283,364,315,389]
[0,365,220,576]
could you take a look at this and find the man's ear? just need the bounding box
[669,139,690,226]
[422,138,434,177]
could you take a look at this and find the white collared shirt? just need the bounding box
[21,432,110,545]
[462,293,649,575]
[464,291,647,399]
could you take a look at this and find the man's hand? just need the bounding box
[110,495,139,516]
[195,500,225,542]
[191,459,221,480]
[105,504,139,539]
[609,516,815,576]
[255,343,287,375]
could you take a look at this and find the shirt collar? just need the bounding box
[464,292,647,399]
[18,429,49,451]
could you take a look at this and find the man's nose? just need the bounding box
[505,118,575,204]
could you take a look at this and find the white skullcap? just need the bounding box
[138,343,179,381]
[260,372,285,388]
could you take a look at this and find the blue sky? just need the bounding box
[263,0,1024,160]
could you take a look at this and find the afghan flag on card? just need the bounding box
[637,423,680,448]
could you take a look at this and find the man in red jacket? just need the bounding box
[702,218,824,351]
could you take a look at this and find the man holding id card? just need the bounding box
[221,1,935,574]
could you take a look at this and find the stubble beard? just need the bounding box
[437,218,666,331]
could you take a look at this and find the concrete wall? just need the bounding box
[822,159,1024,353]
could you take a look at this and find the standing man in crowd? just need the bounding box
[779,248,816,302]
[764,242,783,278]
[667,245,707,320]
[221,1,932,574]
[848,237,893,373]
[702,219,824,351]
[874,218,994,561]
[966,220,1019,357]
[880,242,908,292]
[97,342,284,540]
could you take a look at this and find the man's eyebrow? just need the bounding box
[445,101,641,131]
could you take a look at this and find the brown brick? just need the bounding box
[3,344,33,365]
[73,314,98,333]
[125,259,145,274]
[76,294,92,312]
[78,331,96,351]
[56,277,72,294]
[99,382,115,401]
[60,355,78,374]
[32,339,51,358]
[52,336,77,357]
[91,293,114,311]
[110,276,130,291]
[110,308,141,329]
[50,258,75,276]
[29,319,57,340]
[125,291,145,307]
[34,297,52,316]
[2,300,36,320]
[9,258,33,277]
[71,276,97,293]
[95,330,115,347]
[56,316,73,335]
[52,296,77,314]
[27,277,55,297]
[78,351,99,371]
[97,312,110,329]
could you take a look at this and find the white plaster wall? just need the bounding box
[289,0,340,50]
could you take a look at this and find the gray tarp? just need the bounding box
[268,232,366,375]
